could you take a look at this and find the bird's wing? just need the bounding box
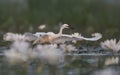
[24,32,37,41]
[52,33,102,43]
[52,34,81,43]
[33,32,55,38]
[33,32,47,37]
[77,33,102,41]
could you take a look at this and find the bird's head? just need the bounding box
[61,24,69,29]
[62,24,74,30]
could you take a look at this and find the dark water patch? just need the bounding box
[0,53,120,75]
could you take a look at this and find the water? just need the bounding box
[0,52,120,75]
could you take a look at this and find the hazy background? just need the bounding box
[0,0,120,46]
[0,1,120,75]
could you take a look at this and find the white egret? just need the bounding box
[33,24,102,45]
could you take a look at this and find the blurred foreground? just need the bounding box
[0,54,120,75]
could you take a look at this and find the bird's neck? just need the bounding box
[58,27,64,35]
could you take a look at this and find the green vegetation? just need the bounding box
[0,0,120,45]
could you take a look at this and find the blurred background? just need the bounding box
[0,1,120,75]
[0,0,120,46]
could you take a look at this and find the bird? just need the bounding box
[33,24,102,45]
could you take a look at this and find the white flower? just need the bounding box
[11,41,30,52]
[3,32,36,42]
[33,44,64,65]
[34,44,57,51]
[3,40,34,65]
[105,57,119,66]
[38,24,46,30]
[100,39,120,52]
[59,44,77,53]
[72,33,80,37]
[4,49,29,65]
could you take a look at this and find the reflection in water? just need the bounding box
[104,57,119,66]
[91,65,120,75]
[33,44,64,65]
[0,53,120,75]
[3,40,65,66]
[3,41,33,65]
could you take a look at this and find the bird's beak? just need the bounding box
[65,26,69,29]
[68,25,75,30]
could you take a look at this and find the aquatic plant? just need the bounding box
[3,32,65,65]
[59,44,77,53]
[38,24,46,30]
[33,44,64,65]
[101,39,120,52]
[3,41,34,65]
[3,32,36,42]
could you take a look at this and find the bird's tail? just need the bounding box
[79,33,102,41]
